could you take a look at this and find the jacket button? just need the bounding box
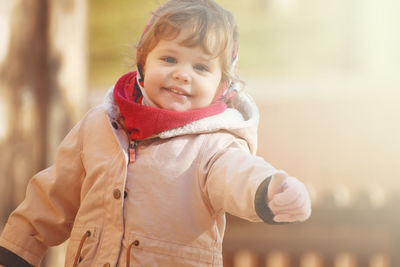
[113,189,121,199]
[133,240,140,246]
[103,263,110,267]
[111,121,118,129]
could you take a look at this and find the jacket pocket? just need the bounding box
[126,232,222,266]
[65,226,100,267]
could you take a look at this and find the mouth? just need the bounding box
[162,86,190,97]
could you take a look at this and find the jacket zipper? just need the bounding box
[129,140,137,163]
[115,119,138,164]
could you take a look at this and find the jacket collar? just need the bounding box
[103,87,259,154]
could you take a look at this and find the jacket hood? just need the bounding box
[104,88,259,154]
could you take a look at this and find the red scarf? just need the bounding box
[113,71,227,140]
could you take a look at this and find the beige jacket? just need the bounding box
[0,89,279,267]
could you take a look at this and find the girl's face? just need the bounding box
[143,30,222,112]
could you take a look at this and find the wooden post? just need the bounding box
[0,0,50,225]
[0,0,87,266]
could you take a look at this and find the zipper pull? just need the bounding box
[129,140,137,163]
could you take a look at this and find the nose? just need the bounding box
[172,68,191,84]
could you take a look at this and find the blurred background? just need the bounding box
[0,0,399,266]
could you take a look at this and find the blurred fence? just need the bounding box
[223,191,399,267]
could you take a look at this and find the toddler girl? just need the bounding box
[0,0,311,266]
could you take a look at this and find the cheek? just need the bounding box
[143,63,163,79]
[208,74,225,101]
[143,69,153,92]
[210,83,223,101]
[213,74,223,92]
[143,74,155,91]
[142,66,155,85]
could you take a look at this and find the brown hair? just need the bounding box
[136,0,239,84]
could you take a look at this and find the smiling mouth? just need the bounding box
[162,87,190,96]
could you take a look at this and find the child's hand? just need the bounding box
[266,170,311,222]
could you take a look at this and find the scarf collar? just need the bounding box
[113,71,229,140]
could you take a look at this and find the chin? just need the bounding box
[152,102,185,112]
[167,107,188,112]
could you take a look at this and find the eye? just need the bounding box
[161,56,176,64]
[194,64,209,72]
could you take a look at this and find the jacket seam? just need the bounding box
[197,134,219,217]
[196,134,222,263]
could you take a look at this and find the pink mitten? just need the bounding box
[266,170,311,222]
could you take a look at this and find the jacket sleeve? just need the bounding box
[201,137,281,224]
[0,116,86,266]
